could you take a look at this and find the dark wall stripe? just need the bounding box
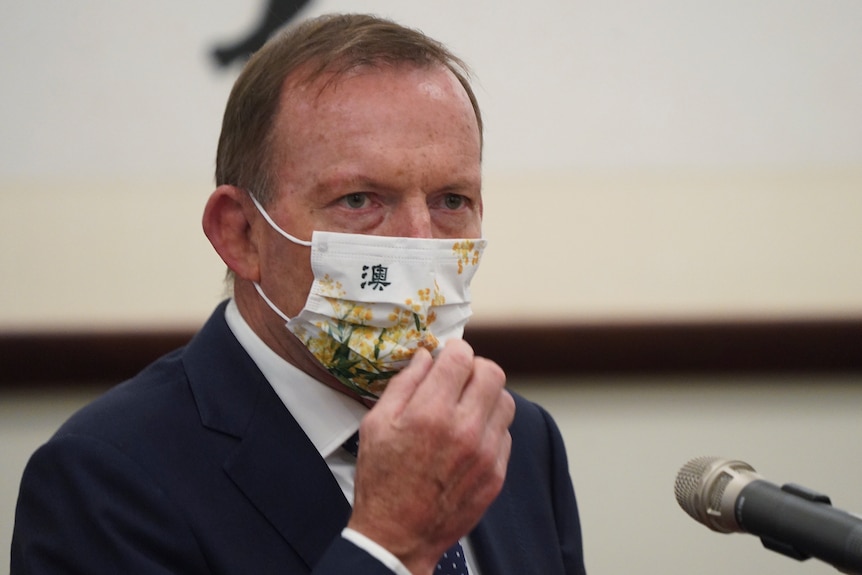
[468,319,862,376]
[2,318,861,387]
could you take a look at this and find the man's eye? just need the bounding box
[444,194,465,210]
[342,193,368,209]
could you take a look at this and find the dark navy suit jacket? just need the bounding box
[12,302,586,574]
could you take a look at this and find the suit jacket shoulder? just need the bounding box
[470,392,587,575]
[12,302,389,575]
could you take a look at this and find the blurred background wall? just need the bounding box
[2,1,861,574]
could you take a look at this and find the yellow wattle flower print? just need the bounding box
[298,285,446,398]
[452,240,482,275]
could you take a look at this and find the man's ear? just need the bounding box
[202,185,261,282]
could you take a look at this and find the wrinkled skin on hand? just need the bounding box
[347,339,514,575]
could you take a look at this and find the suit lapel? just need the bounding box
[223,385,352,568]
[183,302,352,569]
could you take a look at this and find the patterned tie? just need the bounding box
[342,432,469,575]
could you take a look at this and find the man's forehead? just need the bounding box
[273,60,482,156]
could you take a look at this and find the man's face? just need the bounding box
[255,63,483,319]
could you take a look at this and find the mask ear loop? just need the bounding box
[247,192,313,247]
[246,191,309,322]
[253,282,292,323]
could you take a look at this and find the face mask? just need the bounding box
[249,195,486,400]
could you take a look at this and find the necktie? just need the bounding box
[342,432,469,575]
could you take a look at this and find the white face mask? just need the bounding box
[249,195,486,400]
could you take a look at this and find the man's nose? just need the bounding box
[394,201,433,238]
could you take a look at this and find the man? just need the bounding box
[12,13,586,575]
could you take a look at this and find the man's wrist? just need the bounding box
[341,528,413,575]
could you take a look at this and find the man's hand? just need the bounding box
[347,339,514,574]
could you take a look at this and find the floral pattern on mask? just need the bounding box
[291,275,449,398]
[452,240,482,274]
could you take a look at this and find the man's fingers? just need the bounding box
[410,339,475,407]
[351,339,514,570]
[457,355,507,413]
[375,346,434,411]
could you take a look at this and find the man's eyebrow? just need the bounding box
[312,167,481,195]
[314,172,381,192]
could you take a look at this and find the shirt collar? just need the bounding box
[224,298,367,458]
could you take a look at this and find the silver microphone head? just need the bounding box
[674,456,763,533]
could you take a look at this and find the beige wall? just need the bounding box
[3,168,862,329]
[2,1,861,328]
[4,376,862,574]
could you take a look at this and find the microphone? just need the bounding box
[674,456,862,574]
